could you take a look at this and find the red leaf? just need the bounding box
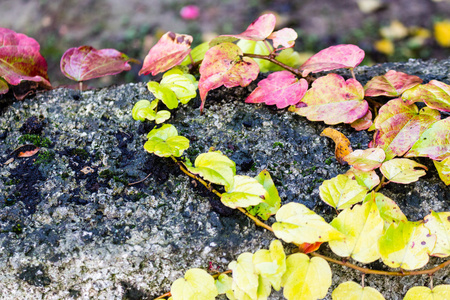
[61,46,132,82]
[199,42,259,112]
[223,13,276,41]
[268,28,298,49]
[289,73,368,125]
[299,44,365,77]
[245,71,307,109]
[139,32,192,76]
[18,148,40,158]
[364,70,422,97]
[298,242,322,254]
[0,28,51,91]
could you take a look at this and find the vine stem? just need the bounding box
[310,252,450,276]
[243,53,302,77]
[374,175,386,192]
[170,156,273,231]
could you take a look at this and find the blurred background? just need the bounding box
[1,0,450,88]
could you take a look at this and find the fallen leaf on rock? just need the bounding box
[320,127,353,165]
[344,148,385,171]
[80,166,95,175]
[380,158,427,184]
[364,70,423,97]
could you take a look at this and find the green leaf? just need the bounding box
[289,73,368,125]
[160,71,197,104]
[228,253,260,300]
[181,42,209,66]
[343,148,385,171]
[272,202,344,244]
[132,99,155,121]
[434,157,450,185]
[147,81,179,109]
[237,39,273,73]
[155,110,171,124]
[215,274,236,300]
[404,285,450,300]
[373,98,440,160]
[363,192,407,231]
[379,158,427,184]
[186,151,236,189]
[281,253,332,300]
[329,199,384,263]
[345,167,380,191]
[378,221,436,270]
[171,268,218,300]
[221,175,267,209]
[319,174,368,210]
[144,124,189,157]
[246,169,281,220]
[332,281,385,300]
[405,117,450,161]
[424,211,450,257]
[253,240,286,291]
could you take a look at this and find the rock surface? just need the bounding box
[0,59,449,299]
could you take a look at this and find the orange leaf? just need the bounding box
[320,128,353,165]
[298,242,323,254]
[18,147,40,158]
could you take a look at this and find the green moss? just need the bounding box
[61,172,69,179]
[5,179,20,186]
[34,150,55,165]
[325,157,333,165]
[272,141,284,148]
[113,176,128,185]
[99,169,114,179]
[70,148,89,159]
[12,223,23,234]
[18,134,52,147]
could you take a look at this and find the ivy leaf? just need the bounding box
[329,199,384,263]
[160,70,197,104]
[345,167,380,191]
[212,13,276,44]
[228,253,262,300]
[405,117,450,160]
[186,150,236,190]
[434,157,450,185]
[147,81,179,109]
[253,240,286,291]
[380,158,427,184]
[144,124,189,158]
[181,42,208,66]
[198,42,259,112]
[319,174,368,210]
[245,71,308,109]
[139,31,192,76]
[373,98,441,160]
[171,268,218,300]
[272,202,344,245]
[299,44,365,77]
[343,148,385,171]
[424,211,450,257]
[220,175,267,209]
[281,253,332,300]
[320,127,353,165]
[0,28,51,95]
[290,73,368,125]
[268,28,298,49]
[363,192,407,230]
[351,110,373,131]
[236,40,273,73]
[332,281,386,300]
[404,285,450,300]
[215,274,235,299]
[364,70,422,97]
[378,221,436,270]
[60,46,132,82]
[132,100,155,122]
[154,110,171,124]
[402,80,450,112]
[247,169,281,220]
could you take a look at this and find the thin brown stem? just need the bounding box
[310,252,450,276]
[237,207,274,232]
[243,53,302,77]
[153,292,171,300]
[128,172,152,186]
[374,175,386,192]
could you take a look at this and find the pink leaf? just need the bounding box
[61,46,132,82]
[0,28,51,90]
[374,98,441,160]
[364,70,422,97]
[351,110,373,131]
[245,71,307,109]
[289,73,368,125]
[402,80,450,112]
[214,13,276,43]
[268,28,298,49]
[299,44,365,77]
[139,32,192,76]
[199,42,259,112]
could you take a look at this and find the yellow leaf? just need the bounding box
[378,221,436,270]
[343,148,385,172]
[380,20,408,40]
[329,199,384,263]
[281,253,331,300]
[228,253,259,300]
[171,268,218,300]
[253,240,286,291]
[272,202,344,245]
[434,20,450,47]
[320,127,353,165]
[332,281,385,300]
[380,158,427,184]
[345,167,380,191]
[221,175,267,209]
[434,157,450,185]
[319,174,368,210]
[363,192,407,231]
[404,285,450,300]
[424,211,450,257]
[374,39,394,56]
[215,274,235,300]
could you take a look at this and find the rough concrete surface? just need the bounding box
[0,59,449,299]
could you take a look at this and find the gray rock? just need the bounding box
[0,58,449,299]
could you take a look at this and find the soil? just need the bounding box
[1,0,450,88]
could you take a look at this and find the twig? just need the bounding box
[128,173,152,186]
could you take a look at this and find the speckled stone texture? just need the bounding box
[0,58,449,299]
